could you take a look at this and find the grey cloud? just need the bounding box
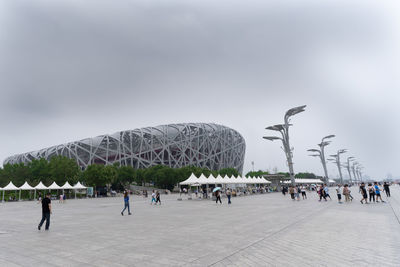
[0,0,398,178]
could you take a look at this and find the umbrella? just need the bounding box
[213,187,222,192]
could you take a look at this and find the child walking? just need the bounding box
[155,191,161,205]
[151,190,156,205]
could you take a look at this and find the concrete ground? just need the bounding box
[1,186,399,267]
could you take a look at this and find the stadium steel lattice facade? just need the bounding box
[4,123,246,173]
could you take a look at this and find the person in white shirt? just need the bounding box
[324,184,331,200]
[336,185,342,203]
[151,190,156,205]
[301,186,307,200]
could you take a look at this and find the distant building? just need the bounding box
[4,123,246,172]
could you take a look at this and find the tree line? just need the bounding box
[0,156,318,191]
[0,156,241,191]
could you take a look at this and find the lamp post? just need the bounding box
[307,135,335,184]
[352,162,358,184]
[263,105,306,186]
[356,165,363,182]
[343,157,355,185]
[329,149,347,184]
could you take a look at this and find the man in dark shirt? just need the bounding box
[38,193,52,230]
[359,183,368,204]
[383,182,391,197]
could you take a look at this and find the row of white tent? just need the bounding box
[0,181,87,191]
[283,179,324,184]
[1,181,88,202]
[283,179,336,184]
[180,174,335,186]
[180,173,272,185]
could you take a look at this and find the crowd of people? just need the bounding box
[283,185,308,200]
[36,181,395,231]
[280,181,393,205]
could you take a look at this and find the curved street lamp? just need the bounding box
[356,164,363,182]
[329,149,347,184]
[307,135,335,184]
[263,105,306,186]
[352,161,359,183]
[343,157,355,184]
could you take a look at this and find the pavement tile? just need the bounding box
[1,186,399,266]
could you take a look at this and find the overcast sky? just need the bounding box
[0,0,399,179]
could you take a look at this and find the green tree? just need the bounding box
[1,163,31,187]
[0,166,7,187]
[28,158,51,185]
[135,168,146,186]
[48,156,80,186]
[153,166,177,191]
[295,172,316,178]
[115,166,135,189]
[82,164,107,188]
[103,164,118,189]
[245,170,269,177]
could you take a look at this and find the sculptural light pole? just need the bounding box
[307,135,335,184]
[356,164,363,182]
[263,105,306,186]
[352,161,359,183]
[329,149,347,184]
[344,156,355,184]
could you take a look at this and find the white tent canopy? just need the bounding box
[73,182,87,189]
[3,181,20,191]
[35,181,48,190]
[48,182,62,190]
[179,173,200,185]
[61,181,74,189]
[179,173,274,185]
[19,181,34,190]
[283,179,324,184]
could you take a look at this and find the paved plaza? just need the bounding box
[1,186,400,267]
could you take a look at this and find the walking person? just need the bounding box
[289,186,295,201]
[301,186,307,200]
[383,182,391,197]
[368,183,375,203]
[215,190,222,204]
[374,182,384,202]
[155,191,161,205]
[359,183,368,204]
[324,184,331,200]
[318,185,327,202]
[151,190,156,205]
[38,193,52,231]
[348,186,354,201]
[296,186,301,201]
[37,192,42,204]
[121,191,131,215]
[343,184,350,202]
[336,184,342,203]
[226,188,232,204]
